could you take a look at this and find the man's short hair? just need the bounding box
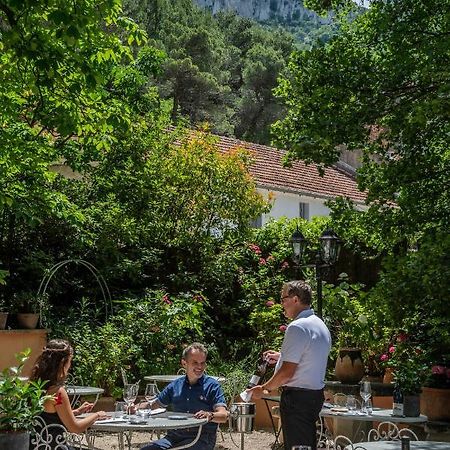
[283,280,312,305]
[182,342,208,360]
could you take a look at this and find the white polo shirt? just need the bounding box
[275,308,331,390]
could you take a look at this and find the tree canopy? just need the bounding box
[274,0,449,250]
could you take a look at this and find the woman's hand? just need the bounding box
[73,401,94,415]
[94,411,110,421]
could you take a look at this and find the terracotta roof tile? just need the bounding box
[213,134,366,204]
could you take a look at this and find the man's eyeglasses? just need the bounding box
[280,295,293,302]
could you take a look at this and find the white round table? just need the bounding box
[66,385,104,407]
[344,441,450,449]
[144,374,226,384]
[87,411,207,450]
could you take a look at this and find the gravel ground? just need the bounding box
[88,428,277,450]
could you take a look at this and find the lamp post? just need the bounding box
[290,227,341,318]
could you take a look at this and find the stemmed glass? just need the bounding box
[123,383,138,416]
[359,381,372,414]
[145,383,158,405]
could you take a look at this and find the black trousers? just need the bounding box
[280,388,324,450]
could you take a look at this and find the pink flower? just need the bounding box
[389,346,395,353]
[380,354,389,362]
[249,244,262,255]
[162,294,172,305]
[281,261,289,270]
[266,300,274,307]
[279,325,287,332]
[396,333,408,343]
[432,365,446,375]
[259,258,267,265]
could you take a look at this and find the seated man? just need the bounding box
[141,342,228,450]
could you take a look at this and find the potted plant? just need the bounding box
[0,349,49,450]
[0,269,9,330]
[380,333,430,417]
[12,292,49,329]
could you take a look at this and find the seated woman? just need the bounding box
[30,339,109,449]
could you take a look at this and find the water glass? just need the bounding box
[292,446,312,450]
[346,395,357,414]
[115,401,126,418]
[366,398,373,415]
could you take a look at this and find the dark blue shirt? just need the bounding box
[158,374,226,434]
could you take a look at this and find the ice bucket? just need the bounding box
[230,402,255,433]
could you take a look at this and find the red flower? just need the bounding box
[259,258,267,265]
[162,294,172,305]
[281,261,289,270]
[249,244,262,255]
[279,325,287,332]
[266,300,274,307]
[380,354,389,362]
[396,333,408,343]
[389,346,395,353]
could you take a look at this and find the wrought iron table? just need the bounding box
[86,411,208,450]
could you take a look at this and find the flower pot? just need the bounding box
[420,387,450,421]
[334,348,365,383]
[16,313,39,329]
[0,312,7,330]
[403,394,420,417]
[0,431,30,450]
[383,367,394,384]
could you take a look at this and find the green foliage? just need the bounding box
[0,350,50,432]
[48,289,207,393]
[379,328,430,395]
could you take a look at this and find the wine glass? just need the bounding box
[359,381,372,414]
[123,383,138,416]
[145,383,158,410]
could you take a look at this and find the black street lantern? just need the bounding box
[290,227,341,318]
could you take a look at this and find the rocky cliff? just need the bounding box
[194,0,323,23]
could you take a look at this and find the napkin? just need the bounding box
[239,390,252,403]
[150,408,166,415]
[95,417,128,424]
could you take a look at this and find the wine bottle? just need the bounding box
[392,384,404,416]
[401,436,411,450]
[246,357,268,388]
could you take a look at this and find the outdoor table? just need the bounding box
[344,441,450,450]
[66,385,104,407]
[261,395,428,448]
[144,374,226,384]
[86,411,208,450]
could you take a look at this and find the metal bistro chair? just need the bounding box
[368,421,419,442]
[333,435,369,450]
[31,416,84,450]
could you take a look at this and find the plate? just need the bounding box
[330,407,349,413]
[168,415,188,420]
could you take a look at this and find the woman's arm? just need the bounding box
[55,388,109,434]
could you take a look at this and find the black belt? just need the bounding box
[281,386,323,392]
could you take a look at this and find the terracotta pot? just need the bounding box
[0,312,7,330]
[334,348,364,384]
[403,394,420,417]
[420,387,450,421]
[16,313,39,329]
[383,368,394,384]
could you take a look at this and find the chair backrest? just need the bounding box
[334,434,369,450]
[31,416,83,450]
[368,421,419,442]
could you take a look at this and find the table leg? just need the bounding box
[170,424,204,450]
[263,398,282,448]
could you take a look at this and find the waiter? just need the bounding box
[248,280,331,450]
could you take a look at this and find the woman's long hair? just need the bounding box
[30,339,73,389]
